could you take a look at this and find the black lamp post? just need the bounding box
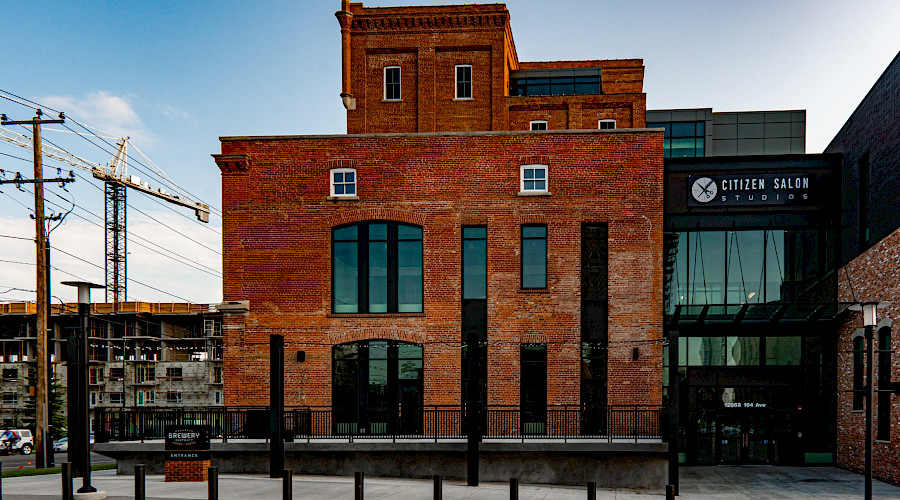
[849,300,886,500]
[61,280,103,494]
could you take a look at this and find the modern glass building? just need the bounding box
[664,153,843,465]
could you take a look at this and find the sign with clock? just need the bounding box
[687,174,814,207]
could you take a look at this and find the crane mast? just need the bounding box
[0,127,211,307]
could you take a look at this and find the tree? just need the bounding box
[24,366,67,440]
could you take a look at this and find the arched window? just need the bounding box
[332,340,423,435]
[332,221,423,313]
[852,335,864,411]
[877,326,892,441]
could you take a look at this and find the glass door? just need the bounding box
[717,412,772,464]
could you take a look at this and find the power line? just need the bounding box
[1,88,221,215]
[27,183,222,276]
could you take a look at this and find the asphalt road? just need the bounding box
[0,451,114,471]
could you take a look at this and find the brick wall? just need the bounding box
[342,3,646,134]
[165,460,210,482]
[838,225,900,486]
[216,129,663,410]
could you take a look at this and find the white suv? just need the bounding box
[0,429,34,455]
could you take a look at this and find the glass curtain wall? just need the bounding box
[666,229,832,313]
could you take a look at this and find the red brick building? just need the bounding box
[215,1,664,439]
[337,2,646,133]
[216,130,663,413]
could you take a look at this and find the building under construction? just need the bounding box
[0,301,223,431]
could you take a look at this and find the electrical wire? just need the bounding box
[16,183,222,278]
[1,87,221,215]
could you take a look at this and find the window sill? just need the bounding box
[519,288,550,293]
[381,99,402,103]
[875,440,891,444]
[328,312,425,318]
[453,97,474,101]
[518,191,551,197]
[327,195,359,201]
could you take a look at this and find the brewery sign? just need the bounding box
[165,425,210,461]
[688,173,814,207]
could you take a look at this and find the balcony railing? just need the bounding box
[94,405,664,443]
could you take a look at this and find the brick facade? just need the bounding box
[838,227,900,486]
[165,460,211,482]
[216,130,663,410]
[340,3,645,134]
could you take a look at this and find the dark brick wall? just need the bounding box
[216,129,664,411]
[826,51,900,265]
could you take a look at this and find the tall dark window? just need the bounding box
[332,340,423,435]
[853,336,865,411]
[332,221,423,313]
[520,343,547,434]
[456,65,472,99]
[521,225,547,288]
[858,150,870,249]
[878,327,891,441]
[462,227,488,415]
[581,224,608,434]
[384,66,401,100]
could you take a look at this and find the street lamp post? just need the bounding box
[849,301,884,500]
[62,281,103,494]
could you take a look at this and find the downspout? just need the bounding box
[336,0,356,110]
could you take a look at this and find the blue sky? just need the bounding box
[1,0,898,304]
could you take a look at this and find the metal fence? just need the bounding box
[95,405,664,443]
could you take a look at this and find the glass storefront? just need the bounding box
[666,229,833,314]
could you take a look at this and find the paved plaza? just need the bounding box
[2,466,899,499]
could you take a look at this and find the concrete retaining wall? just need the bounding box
[95,441,667,489]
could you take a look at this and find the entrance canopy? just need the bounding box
[667,302,856,327]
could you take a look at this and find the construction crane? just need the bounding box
[0,125,210,307]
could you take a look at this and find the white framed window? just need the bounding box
[455,64,473,99]
[598,119,616,130]
[384,66,401,100]
[166,392,183,404]
[1,392,17,405]
[330,168,357,197]
[137,390,155,406]
[214,390,222,405]
[520,164,548,193]
[529,120,548,131]
[108,392,123,405]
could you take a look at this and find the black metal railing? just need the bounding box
[94,405,664,443]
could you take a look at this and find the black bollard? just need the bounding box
[135,464,146,500]
[666,484,676,500]
[433,474,442,500]
[61,462,73,500]
[208,466,218,500]
[510,477,518,500]
[283,469,293,500]
[587,481,596,500]
[355,471,364,500]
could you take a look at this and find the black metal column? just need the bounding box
[76,302,95,493]
[668,330,679,496]
[270,334,285,478]
[865,324,874,500]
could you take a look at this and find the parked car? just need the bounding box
[0,429,34,455]
[52,435,92,452]
[53,437,68,452]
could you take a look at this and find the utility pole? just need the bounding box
[1,109,67,469]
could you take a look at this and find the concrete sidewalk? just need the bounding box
[2,466,900,499]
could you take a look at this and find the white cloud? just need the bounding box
[39,91,158,146]
[0,209,222,306]
[156,102,198,124]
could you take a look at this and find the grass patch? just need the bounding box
[1,463,116,478]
